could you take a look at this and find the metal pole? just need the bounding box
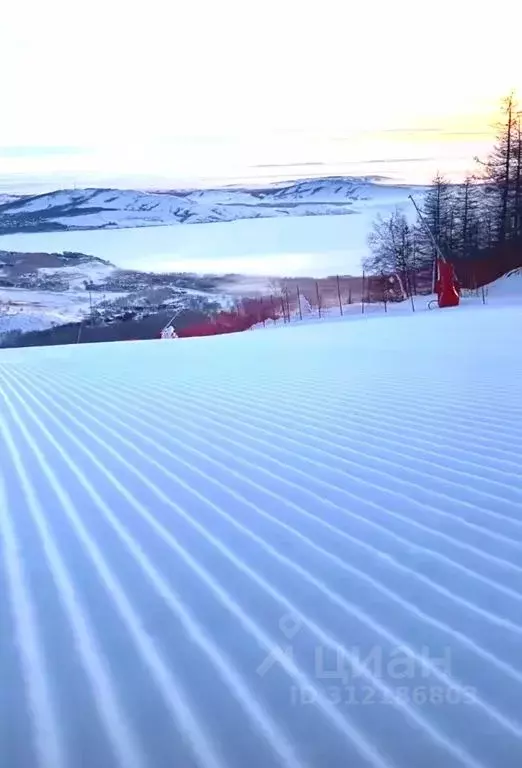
[409,193,448,296]
[162,307,184,335]
[408,194,447,263]
[296,284,303,320]
[280,295,287,323]
[336,275,343,316]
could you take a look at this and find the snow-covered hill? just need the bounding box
[1,298,522,768]
[0,177,423,234]
[0,250,230,336]
[0,194,22,206]
[486,269,522,300]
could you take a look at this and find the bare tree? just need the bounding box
[364,209,417,298]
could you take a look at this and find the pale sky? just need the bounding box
[1,0,521,187]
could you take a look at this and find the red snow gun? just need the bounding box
[436,258,460,309]
[408,194,460,309]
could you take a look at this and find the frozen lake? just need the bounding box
[0,214,374,277]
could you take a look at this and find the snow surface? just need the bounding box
[0,262,122,335]
[1,301,522,768]
[0,287,93,329]
[37,261,116,290]
[0,214,376,276]
[486,270,522,301]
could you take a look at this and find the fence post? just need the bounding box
[481,285,486,304]
[381,274,387,313]
[315,281,322,318]
[285,288,291,321]
[280,295,287,323]
[296,284,303,320]
[362,271,365,314]
[336,275,343,316]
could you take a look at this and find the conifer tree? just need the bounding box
[476,92,520,243]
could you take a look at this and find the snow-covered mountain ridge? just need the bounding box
[0,177,424,234]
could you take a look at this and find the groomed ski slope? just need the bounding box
[1,300,522,768]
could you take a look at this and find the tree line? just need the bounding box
[364,93,522,293]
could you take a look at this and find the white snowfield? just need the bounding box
[1,298,522,768]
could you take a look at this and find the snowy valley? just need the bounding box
[0,176,425,339]
[0,249,239,337]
